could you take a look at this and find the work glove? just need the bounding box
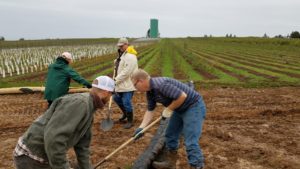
[133,127,144,140]
[162,107,173,120]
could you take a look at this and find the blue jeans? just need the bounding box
[165,99,206,167]
[113,91,134,113]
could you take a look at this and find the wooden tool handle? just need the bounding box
[93,116,162,169]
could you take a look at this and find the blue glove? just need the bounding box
[133,128,144,140]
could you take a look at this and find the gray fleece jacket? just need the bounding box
[22,93,97,169]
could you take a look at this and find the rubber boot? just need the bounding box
[118,112,127,123]
[152,150,178,169]
[189,159,204,169]
[123,112,133,129]
[118,107,127,123]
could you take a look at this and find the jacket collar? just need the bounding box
[149,78,155,90]
[56,57,69,65]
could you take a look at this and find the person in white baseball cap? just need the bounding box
[92,76,115,92]
[91,75,115,104]
[13,75,114,169]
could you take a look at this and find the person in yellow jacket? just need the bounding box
[113,38,138,129]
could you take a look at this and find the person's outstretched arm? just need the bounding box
[68,68,92,88]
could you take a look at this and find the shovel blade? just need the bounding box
[100,118,114,131]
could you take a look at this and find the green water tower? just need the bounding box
[150,19,159,38]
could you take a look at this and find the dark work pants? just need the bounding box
[14,155,51,169]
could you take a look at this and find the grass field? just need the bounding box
[1,37,299,88]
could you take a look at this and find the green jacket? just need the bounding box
[44,57,91,101]
[22,93,95,169]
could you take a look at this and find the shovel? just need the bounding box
[100,96,114,131]
[100,63,117,131]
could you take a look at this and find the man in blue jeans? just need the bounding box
[132,69,206,169]
[113,38,138,129]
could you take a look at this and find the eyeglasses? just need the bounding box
[133,80,140,87]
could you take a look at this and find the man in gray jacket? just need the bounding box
[13,76,115,169]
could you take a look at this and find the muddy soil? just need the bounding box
[0,87,299,169]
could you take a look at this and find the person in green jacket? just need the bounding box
[13,76,115,169]
[44,52,92,107]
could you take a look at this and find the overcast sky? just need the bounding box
[1,0,300,40]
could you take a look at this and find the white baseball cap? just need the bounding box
[92,76,115,92]
[61,52,72,60]
[117,37,129,46]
